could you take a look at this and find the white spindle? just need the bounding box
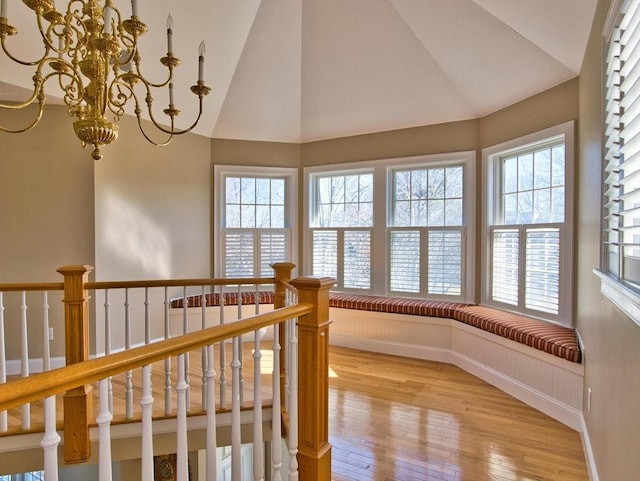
[96,378,113,481]
[237,285,244,406]
[287,318,299,481]
[219,286,227,408]
[40,292,60,480]
[205,344,218,481]
[182,287,191,412]
[20,291,30,430]
[125,288,133,419]
[104,289,113,414]
[163,286,172,415]
[283,319,289,412]
[140,364,154,481]
[0,292,6,432]
[201,286,207,410]
[144,287,150,345]
[42,292,50,372]
[41,395,60,481]
[271,323,282,481]
[253,329,265,481]
[176,354,189,481]
[231,336,242,481]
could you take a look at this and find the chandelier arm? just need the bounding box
[0,95,45,133]
[147,95,206,136]
[0,32,49,67]
[135,114,174,147]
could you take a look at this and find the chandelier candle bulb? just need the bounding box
[1,0,6,19]
[198,41,205,82]
[169,82,174,106]
[104,5,112,35]
[166,15,173,55]
[131,0,138,18]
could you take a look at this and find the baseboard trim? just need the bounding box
[580,415,600,481]
[5,357,66,376]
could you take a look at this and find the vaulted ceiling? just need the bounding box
[0,0,598,143]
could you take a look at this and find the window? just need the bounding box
[483,122,574,325]
[306,153,475,299]
[389,165,465,296]
[309,172,374,290]
[214,166,297,278]
[598,0,640,327]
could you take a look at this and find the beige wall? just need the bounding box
[578,1,640,479]
[0,105,95,359]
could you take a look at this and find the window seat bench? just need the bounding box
[171,291,581,364]
[170,290,584,429]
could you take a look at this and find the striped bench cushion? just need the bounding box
[328,293,472,319]
[452,305,582,363]
[170,291,275,309]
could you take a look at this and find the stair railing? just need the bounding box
[0,263,335,481]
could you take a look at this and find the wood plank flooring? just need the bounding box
[328,346,588,481]
[2,345,589,480]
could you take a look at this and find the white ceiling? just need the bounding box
[0,0,598,144]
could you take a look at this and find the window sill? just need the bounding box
[593,269,640,328]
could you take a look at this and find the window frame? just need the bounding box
[213,165,298,279]
[596,0,640,328]
[304,152,475,300]
[482,121,575,326]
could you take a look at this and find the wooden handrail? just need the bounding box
[0,304,312,412]
[85,277,275,290]
[0,282,64,292]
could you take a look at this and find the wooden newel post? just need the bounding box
[57,265,94,464]
[289,276,335,481]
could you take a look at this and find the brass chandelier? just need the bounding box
[0,0,210,160]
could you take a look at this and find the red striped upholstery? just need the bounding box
[170,291,275,308]
[452,305,581,363]
[169,291,582,363]
[328,293,471,319]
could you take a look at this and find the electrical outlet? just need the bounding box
[587,387,592,413]
[48,327,54,341]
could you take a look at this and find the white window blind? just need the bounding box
[223,229,290,278]
[388,165,465,297]
[604,0,640,288]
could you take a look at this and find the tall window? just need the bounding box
[309,172,374,290]
[598,0,640,326]
[306,153,475,299]
[389,165,465,296]
[483,122,574,324]
[215,167,297,278]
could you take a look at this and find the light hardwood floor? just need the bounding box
[3,345,589,480]
[328,346,588,481]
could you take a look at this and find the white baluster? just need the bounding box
[231,336,242,481]
[287,318,299,481]
[42,292,50,372]
[41,292,60,480]
[182,287,191,412]
[144,287,150,345]
[125,289,133,419]
[104,289,113,414]
[20,291,30,430]
[41,395,60,481]
[237,286,244,407]
[201,286,207,410]
[97,378,113,481]
[140,364,154,481]
[219,287,227,408]
[176,354,189,481]
[205,344,217,481]
[271,323,282,481]
[164,287,172,415]
[253,328,265,481]
[0,292,6,432]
